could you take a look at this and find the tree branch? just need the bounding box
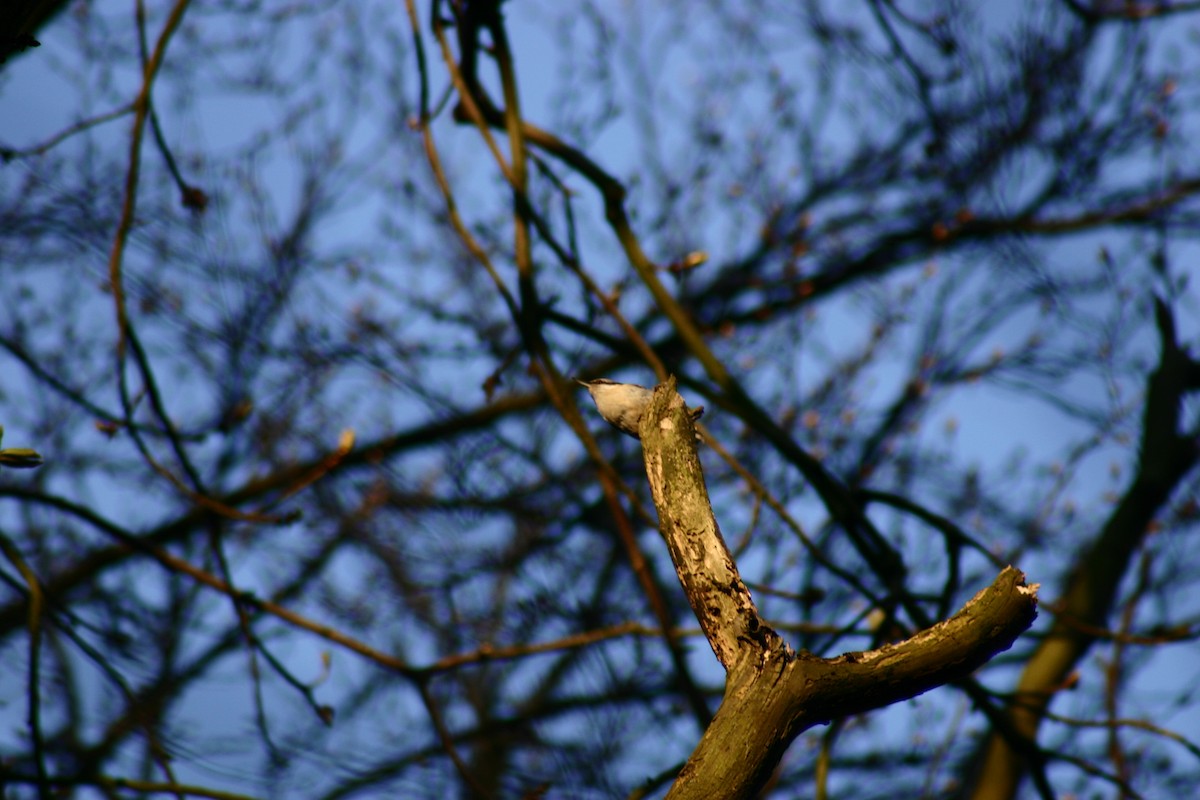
[640,379,1039,799]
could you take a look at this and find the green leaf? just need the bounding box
[0,448,44,469]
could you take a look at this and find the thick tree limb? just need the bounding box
[968,298,1200,800]
[640,379,1039,799]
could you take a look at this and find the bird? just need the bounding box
[576,378,703,440]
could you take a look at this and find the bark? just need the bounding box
[640,378,1040,800]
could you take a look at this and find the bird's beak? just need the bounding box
[574,378,590,387]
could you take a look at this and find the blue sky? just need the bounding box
[2,2,1199,797]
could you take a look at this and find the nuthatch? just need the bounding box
[576,378,703,439]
